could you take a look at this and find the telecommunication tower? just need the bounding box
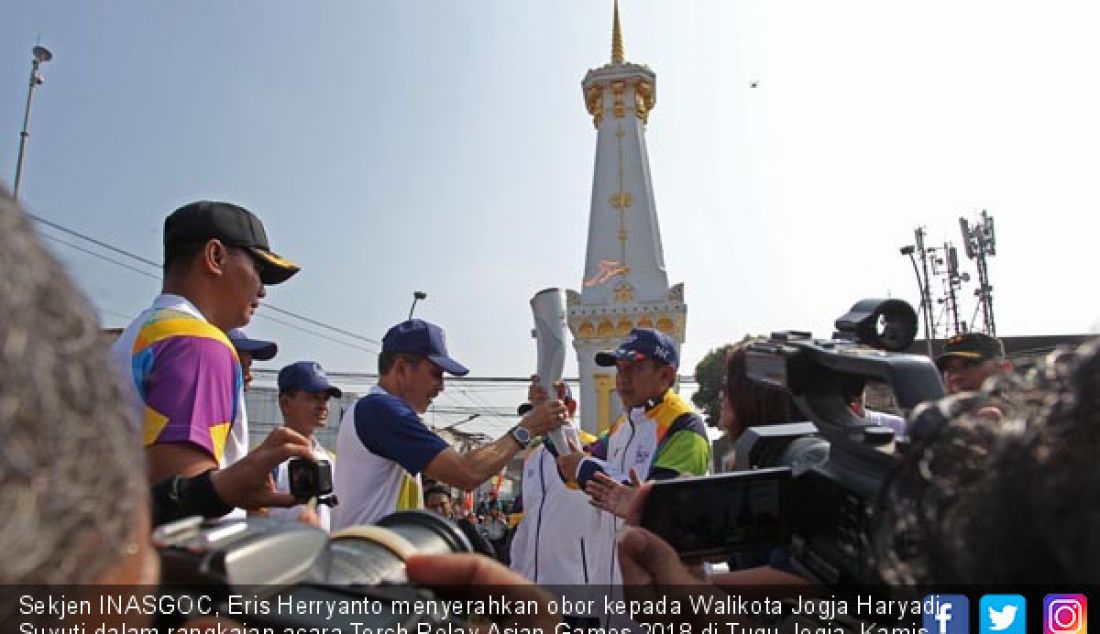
[959,210,997,336]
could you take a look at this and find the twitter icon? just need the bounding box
[982,595,1027,634]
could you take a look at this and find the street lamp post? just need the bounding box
[408,291,427,320]
[900,244,935,359]
[13,45,53,199]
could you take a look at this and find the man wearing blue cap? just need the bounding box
[228,329,278,392]
[332,319,568,530]
[556,328,711,584]
[268,361,343,530]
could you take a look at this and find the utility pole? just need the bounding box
[900,226,937,358]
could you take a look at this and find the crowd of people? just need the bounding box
[3,189,1098,632]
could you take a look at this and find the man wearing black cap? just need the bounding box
[332,319,568,530]
[111,200,300,492]
[267,361,343,531]
[556,328,711,584]
[936,332,1011,394]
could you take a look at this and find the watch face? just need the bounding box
[512,426,531,444]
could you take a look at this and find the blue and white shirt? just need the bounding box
[331,385,448,531]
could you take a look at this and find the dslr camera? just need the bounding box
[642,299,945,584]
[153,510,471,630]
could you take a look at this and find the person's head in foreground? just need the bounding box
[0,189,153,587]
[883,338,1100,584]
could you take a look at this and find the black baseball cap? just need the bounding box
[164,200,300,285]
[935,332,1006,370]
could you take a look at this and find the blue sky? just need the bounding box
[4,0,1099,399]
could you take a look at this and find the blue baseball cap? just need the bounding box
[382,319,469,376]
[595,328,679,368]
[228,329,278,361]
[278,361,343,397]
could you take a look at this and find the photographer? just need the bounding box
[613,337,1100,620]
[716,340,798,469]
[882,340,1100,584]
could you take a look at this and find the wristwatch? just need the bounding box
[508,425,532,448]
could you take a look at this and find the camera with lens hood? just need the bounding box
[152,510,472,631]
[643,299,947,584]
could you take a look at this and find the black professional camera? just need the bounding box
[740,298,944,584]
[153,511,471,630]
[643,299,945,584]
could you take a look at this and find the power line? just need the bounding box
[252,312,377,354]
[38,231,160,281]
[30,212,161,268]
[262,304,380,348]
[39,226,375,355]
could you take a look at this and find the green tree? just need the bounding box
[692,344,732,427]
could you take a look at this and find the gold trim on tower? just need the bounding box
[586,84,605,129]
[634,80,655,123]
[611,81,626,119]
[613,280,636,304]
[594,374,617,432]
[611,0,625,65]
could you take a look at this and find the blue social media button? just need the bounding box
[925,595,972,634]
[982,595,1026,634]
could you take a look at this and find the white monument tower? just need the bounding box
[566,1,687,435]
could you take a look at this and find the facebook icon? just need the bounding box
[924,595,971,634]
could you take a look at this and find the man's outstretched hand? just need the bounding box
[585,469,645,520]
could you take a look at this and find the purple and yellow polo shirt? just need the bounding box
[110,294,246,467]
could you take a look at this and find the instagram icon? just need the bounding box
[1045,595,1088,634]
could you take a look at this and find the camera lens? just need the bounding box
[324,511,472,586]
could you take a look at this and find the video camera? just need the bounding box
[642,299,946,584]
[153,510,472,631]
[288,457,338,508]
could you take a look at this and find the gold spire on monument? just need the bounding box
[611,0,625,64]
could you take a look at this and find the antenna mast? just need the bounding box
[959,210,997,336]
